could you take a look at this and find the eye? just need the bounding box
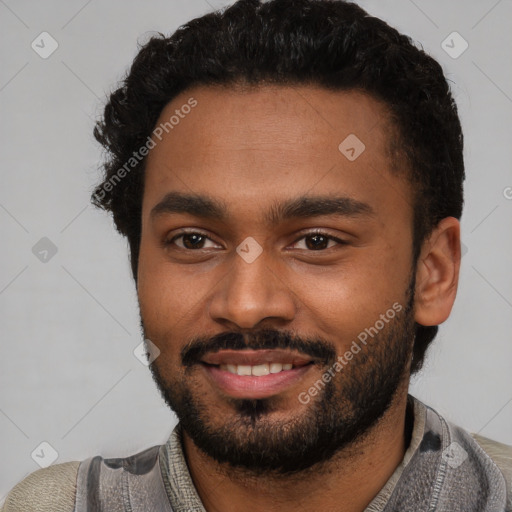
[164,230,347,252]
[290,231,346,251]
[165,231,219,250]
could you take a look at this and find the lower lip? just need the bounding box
[200,363,314,399]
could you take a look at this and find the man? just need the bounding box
[2,0,511,510]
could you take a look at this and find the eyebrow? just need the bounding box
[150,191,374,225]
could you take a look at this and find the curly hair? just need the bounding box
[92,0,465,374]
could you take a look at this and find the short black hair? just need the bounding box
[92,0,465,374]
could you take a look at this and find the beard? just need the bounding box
[143,277,416,477]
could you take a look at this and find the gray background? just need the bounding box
[1,0,511,499]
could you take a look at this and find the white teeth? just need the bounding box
[237,365,252,376]
[226,364,237,374]
[251,363,270,376]
[269,363,283,373]
[219,362,296,375]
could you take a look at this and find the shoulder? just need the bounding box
[1,461,79,512]
[1,444,166,512]
[470,432,512,482]
[471,433,512,473]
[470,432,512,508]
[412,396,512,509]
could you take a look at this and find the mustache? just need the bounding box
[181,328,336,368]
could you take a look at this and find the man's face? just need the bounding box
[138,85,417,474]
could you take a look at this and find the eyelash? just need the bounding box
[164,229,347,251]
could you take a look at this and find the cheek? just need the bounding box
[138,269,186,330]
[137,242,177,330]
[291,249,410,341]
[137,243,216,346]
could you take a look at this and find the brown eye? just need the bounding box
[305,234,330,250]
[180,233,206,249]
[291,232,346,251]
[166,232,218,250]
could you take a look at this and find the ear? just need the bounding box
[414,217,461,326]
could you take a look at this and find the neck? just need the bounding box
[182,387,412,512]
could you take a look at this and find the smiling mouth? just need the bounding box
[200,348,314,371]
[199,349,316,399]
[202,361,314,376]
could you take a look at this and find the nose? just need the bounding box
[208,249,297,330]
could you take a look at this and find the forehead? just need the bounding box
[142,84,411,223]
[149,84,393,158]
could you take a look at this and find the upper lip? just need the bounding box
[200,349,314,367]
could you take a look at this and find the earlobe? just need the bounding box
[414,217,461,327]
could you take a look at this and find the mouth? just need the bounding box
[200,349,316,399]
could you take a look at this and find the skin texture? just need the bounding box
[137,85,461,512]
